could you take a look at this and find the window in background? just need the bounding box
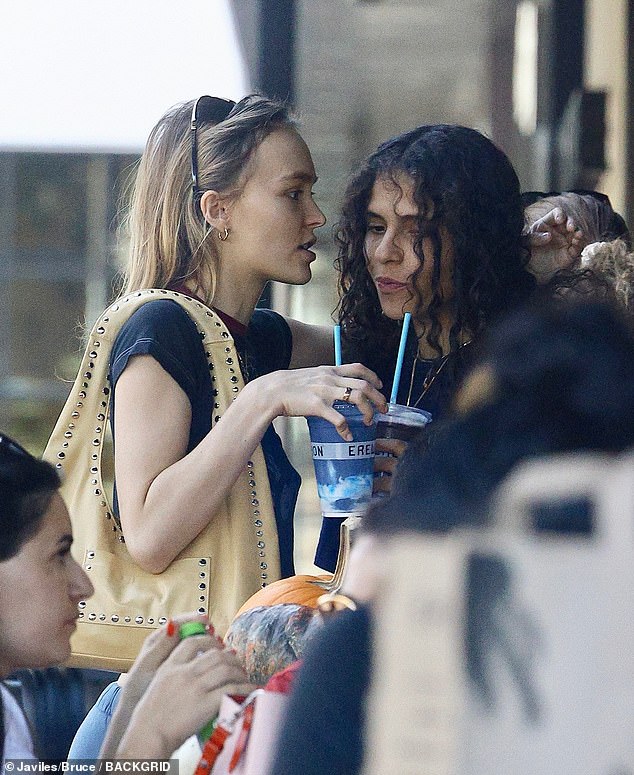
[0,151,137,453]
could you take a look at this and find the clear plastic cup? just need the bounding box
[373,404,432,497]
[376,403,432,443]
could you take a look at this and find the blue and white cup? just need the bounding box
[307,401,377,518]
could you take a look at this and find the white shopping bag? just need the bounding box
[210,690,288,775]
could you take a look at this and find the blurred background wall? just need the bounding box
[0,0,631,570]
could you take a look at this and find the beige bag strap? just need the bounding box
[44,289,280,626]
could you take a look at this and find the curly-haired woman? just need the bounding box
[316,124,537,570]
[337,124,537,412]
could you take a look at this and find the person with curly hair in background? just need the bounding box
[580,238,634,313]
[523,190,631,285]
[337,125,537,410]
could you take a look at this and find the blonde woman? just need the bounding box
[68,94,386,757]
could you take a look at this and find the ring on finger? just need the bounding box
[342,386,353,403]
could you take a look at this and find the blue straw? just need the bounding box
[390,312,411,404]
[334,325,342,366]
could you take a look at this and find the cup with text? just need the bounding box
[307,401,377,518]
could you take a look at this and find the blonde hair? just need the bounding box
[118,95,294,299]
[581,239,634,311]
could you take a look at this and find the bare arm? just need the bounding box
[284,317,334,369]
[115,355,386,573]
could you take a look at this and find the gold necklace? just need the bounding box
[406,340,472,408]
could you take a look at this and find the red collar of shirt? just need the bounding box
[167,284,248,338]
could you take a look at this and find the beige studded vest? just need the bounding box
[44,289,280,671]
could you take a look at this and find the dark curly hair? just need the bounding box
[336,125,536,361]
[360,298,634,716]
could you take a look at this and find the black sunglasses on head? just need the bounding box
[190,95,237,197]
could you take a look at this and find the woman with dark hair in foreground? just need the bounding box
[0,436,252,763]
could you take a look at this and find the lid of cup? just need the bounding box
[381,403,432,426]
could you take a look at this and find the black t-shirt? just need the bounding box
[344,327,475,418]
[109,300,299,577]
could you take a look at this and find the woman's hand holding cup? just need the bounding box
[256,363,388,441]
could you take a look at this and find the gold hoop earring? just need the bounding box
[218,227,229,242]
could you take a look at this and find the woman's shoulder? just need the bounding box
[271,607,370,775]
[118,298,199,332]
[112,299,202,349]
[110,300,207,388]
[250,308,291,338]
